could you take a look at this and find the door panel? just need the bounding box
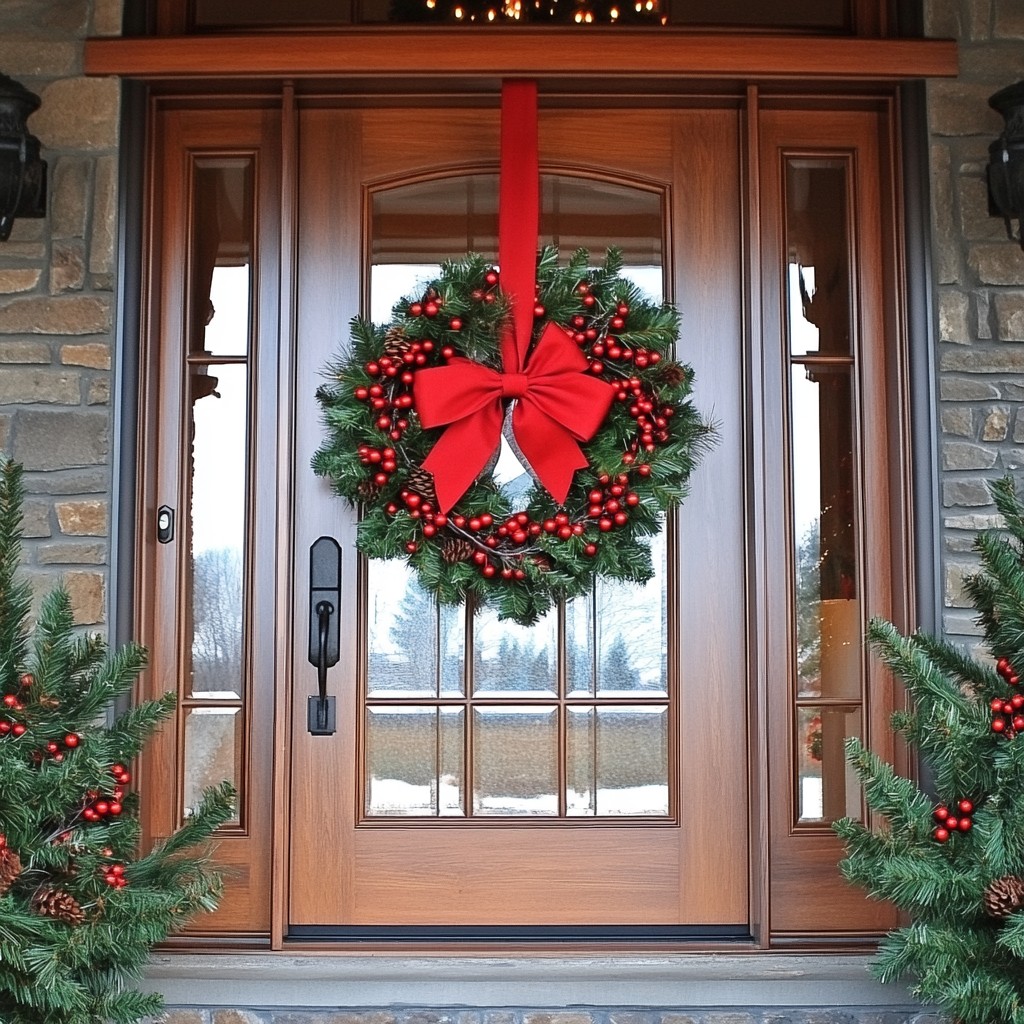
[288,104,748,928]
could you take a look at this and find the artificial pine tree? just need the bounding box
[0,458,235,1024]
[837,477,1024,1024]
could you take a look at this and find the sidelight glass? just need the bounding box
[785,156,863,826]
[182,154,255,829]
[363,171,671,820]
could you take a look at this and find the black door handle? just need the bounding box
[307,537,341,735]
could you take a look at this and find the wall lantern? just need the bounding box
[988,80,1024,251]
[0,73,46,243]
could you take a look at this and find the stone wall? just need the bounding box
[0,0,122,627]
[926,0,1024,643]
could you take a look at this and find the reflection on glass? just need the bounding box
[192,159,252,357]
[786,161,849,357]
[797,705,862,822]
[183,707,241,823]
[366,707,452,816]
[473,707,558,816]
[568,706,669,816]
[367,567,440,698]
[791,365,857,699]
[189,362,247,699]
[473,607,557,697]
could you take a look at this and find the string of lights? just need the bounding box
[391,0,666,25]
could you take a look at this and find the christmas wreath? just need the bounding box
[313,245,712,625]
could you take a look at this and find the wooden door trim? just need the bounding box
[85,30,956,82]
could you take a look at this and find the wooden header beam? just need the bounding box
[85,30,957,82]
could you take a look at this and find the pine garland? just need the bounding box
[313,246,714,625]
[837,477,1024,1024]
[0,458,235,1024]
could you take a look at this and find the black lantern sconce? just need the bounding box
[988,80,1024,251]
[0,73,46,243]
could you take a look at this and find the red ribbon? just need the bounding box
[414,80,613,513]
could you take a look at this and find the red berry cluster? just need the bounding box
[0,672,34,738]
[355,339,435,441]
[357,445,398,489]
[612,375,676,452]
[586,473,641,532]
[990,656,1024,735]
[81,764,131,824]
[576,299,662,374]
[933,799,975,842]
[32,732,80,764]
[99,861,128,888]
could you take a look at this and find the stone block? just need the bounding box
[930,143,959,284]
[0,296,110,335]
[925,0,960,36]
[1001,447,1024,471]
[968,244,1024,286]
[945,512,1005,529]
[976,289,993,339]
[946,533,979,551]
[0,341,51,364]
[36,541,105,565]
[938,289,970,342]
[63,570,104,624]
[92,0,124,35]
[34,78,120,151]
[61,343,110,369]
[0,368,80,405]
[995,0,1024,36]
[0,38,77,77]
[87,378,110,405]
[994,292,1024,340]
[658,1016,699,1024]
[40,0,90,33]
[941,346,1024,372]
[941,406,974,436]
[702,1016,756,1024]
[943,440,999,470]
[523,1015,594,1024]
[214,1012,269,1024]
[967,0,992,38]
[0,415,9,450]
[23,501,51,538]
[984,406,1010,439]
[159,1013,207,1024]
[11,410,108,470]
[928,80,1003,137]
[50,240,86,294]
[90,156,118,278]
[55,499,107,536]
[959,174,1008,242]
[23,467,107,494]
[940,376,1001,400]
[960,44,1024,80]
[944,478,993,505]
[0,269,41,294]
[52,158,90,240]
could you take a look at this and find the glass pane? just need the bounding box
[568,705,669,816]
[183,707,241,824]
[566,591,595,698]
[473,706,558,816]
[473,606,557,697]
[366,706,447,816]
[797,705,862,824]
[192,158,253,357]
[792,364,858,698]
[368,566,445,697]
[440,707,466,816]
[189,362,247,699]
[786,160,850,356]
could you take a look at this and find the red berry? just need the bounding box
[1013,715,1024,731]
[11,724,25,737]
[482,564,496,578]
[945,816,959,830]
[533,304,545,318]
[424,302,438,317]
[405,541,418,554]
[992,698,1006,711]
[584,544,598,557]
[2,695,16,708]
[934,827,950,843]
[993,717,1007,732]
[933,807,949,822]
[0,722,8,735]
[958,799,974,815]
[409,302,423,316]
[485,270,499,286]
[958,818,972,832]
[450,318,463,331]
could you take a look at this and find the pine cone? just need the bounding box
[984,875,1024,918]
[406,467,437,502]
[0,846,21,895]
[31,887,86,926]
[442,538,475,564]
[357,478,382,500]
[659,363,687,387]
[384,326,412,357]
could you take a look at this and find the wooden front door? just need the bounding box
[286,100,748,930]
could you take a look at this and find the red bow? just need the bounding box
[412,80,613,513]
[414,323,613,512]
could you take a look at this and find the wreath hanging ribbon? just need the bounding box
[414,82,614,512]
[313,79,714,625]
